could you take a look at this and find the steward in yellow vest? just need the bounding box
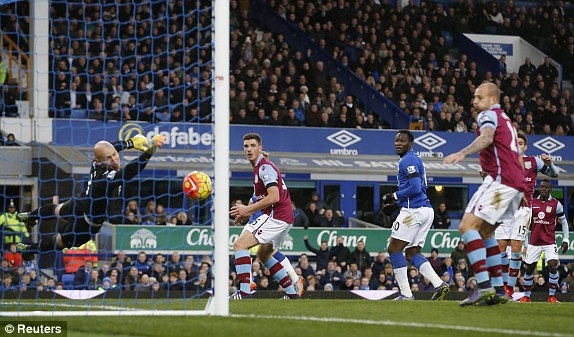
[0,200,30,245]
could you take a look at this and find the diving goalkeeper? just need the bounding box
[17,134,166,259]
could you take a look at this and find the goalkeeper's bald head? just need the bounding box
[94,141,120,170]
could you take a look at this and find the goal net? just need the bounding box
[0,0,229,316]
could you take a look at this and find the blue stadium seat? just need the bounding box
[61,273,75,290]
[70,109,87,119]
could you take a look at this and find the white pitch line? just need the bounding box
[232,314,574,337]
[2,301,137,312]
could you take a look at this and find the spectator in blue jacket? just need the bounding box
[319,261,345,290]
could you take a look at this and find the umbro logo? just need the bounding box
[326,130,361,148]
[532,137,565,154]
[414,133,447,150]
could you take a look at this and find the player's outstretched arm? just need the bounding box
[116,135,166,182]
[444,127,494,164]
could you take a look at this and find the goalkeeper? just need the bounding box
[17,134,166,259]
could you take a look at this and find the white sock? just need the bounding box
[419,262,444,288]
[394,266,412,297]
[280,256,299,284]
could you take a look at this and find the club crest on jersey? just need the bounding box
[407,165,416,174]
[107,171,117,179]
[538,211,545,219]
[546,206,552,213]
[524,161,531,169]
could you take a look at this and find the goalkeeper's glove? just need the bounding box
[128,134,150,152]
[146,134,166,156]
[382,193,397,205]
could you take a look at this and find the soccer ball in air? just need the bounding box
[182,171,212,200]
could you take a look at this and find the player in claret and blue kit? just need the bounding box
[518,179,569,303]
[444,82,526,306]
[382,129,450,301]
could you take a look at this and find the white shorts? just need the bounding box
[466,175,523,226]
[524,244,559,264]
[391,207,434,249]
[494,206,532,242]
[242,213,292,249]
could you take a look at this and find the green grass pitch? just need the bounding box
[1,299,573,337]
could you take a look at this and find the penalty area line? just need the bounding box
[232,314,574,337]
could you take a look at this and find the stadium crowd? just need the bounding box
[0,0,572,136]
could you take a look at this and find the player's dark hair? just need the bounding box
[516,130,528,145]
[540,178,552,186]
[397,129,414,142]
[243,133,262,145]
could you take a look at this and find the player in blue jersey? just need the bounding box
[382,130,450,300]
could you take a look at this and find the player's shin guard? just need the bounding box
[411,254,443,288]
[273,250,298,286]
[462,230,491,288]
[484,237,503,292]
[265,256,298,298]
[234,250,252,298]
[390,252,412,297]
[523,272,534,298]
[507,252,522,287]
[549,271,559,296]
[500,251,509,285]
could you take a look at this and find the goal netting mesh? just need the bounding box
[0,0,229,316]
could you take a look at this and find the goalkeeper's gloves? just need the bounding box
[128,134,150,152]
[145,134,166,156]
[382,193,397,205]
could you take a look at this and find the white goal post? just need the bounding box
[1,0,229,317]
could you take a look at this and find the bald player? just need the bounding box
[444,82,526,306]
[16,134,165,259]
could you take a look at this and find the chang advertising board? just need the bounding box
[113,226,574,257]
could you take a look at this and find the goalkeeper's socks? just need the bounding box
[30,204,57,221]
[28,236,58,252]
